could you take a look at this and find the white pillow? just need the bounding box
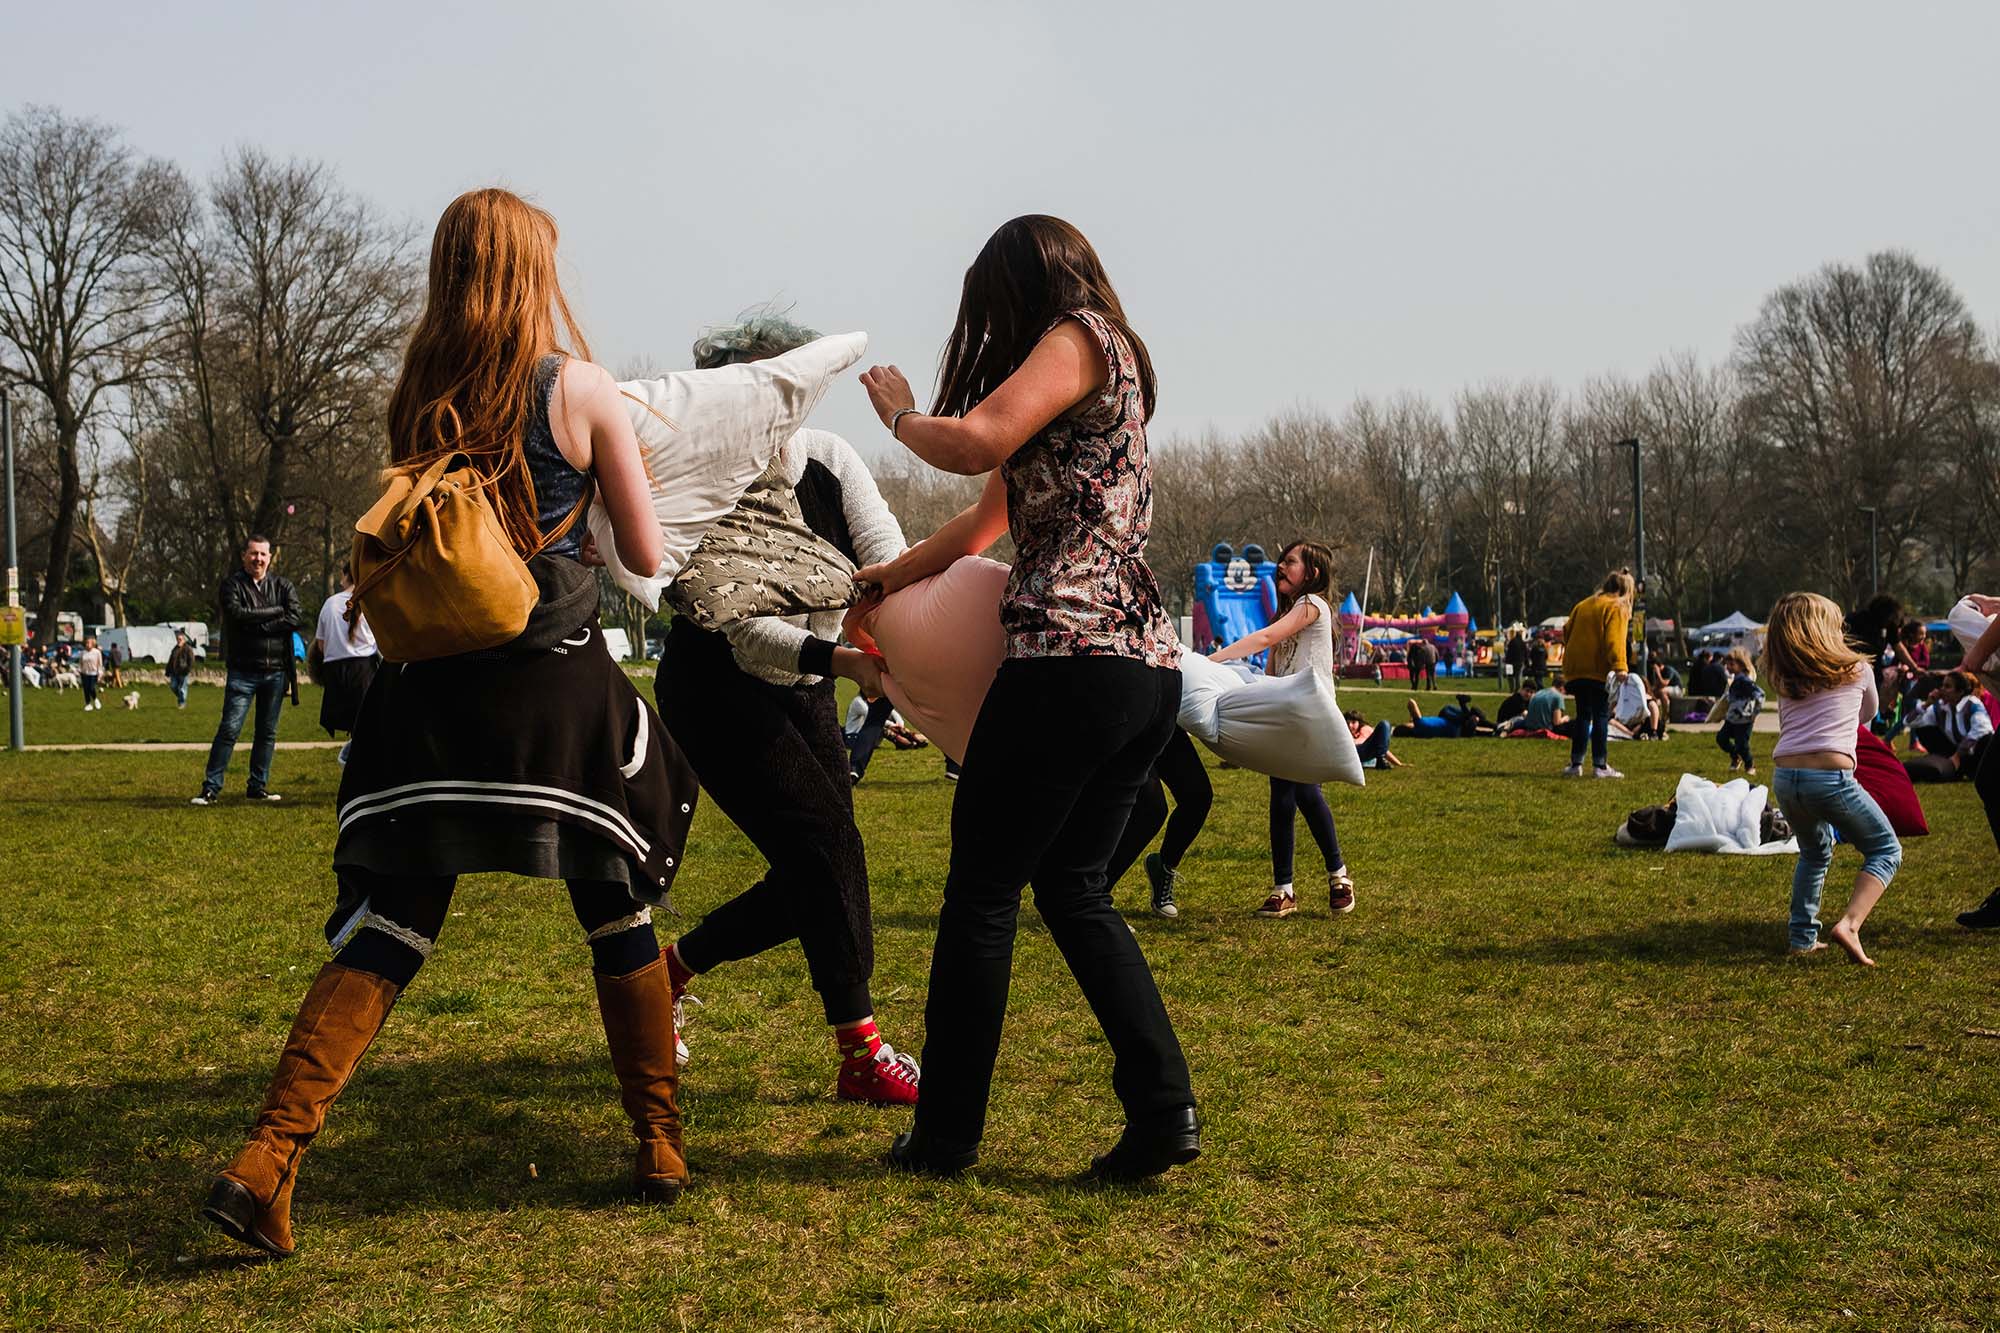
[1177,651,1364,787]
[587,332,868,609]
[1948,596,2000,690]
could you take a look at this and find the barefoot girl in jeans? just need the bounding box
[857,215,1196,1181]
[1764,592,1903,965]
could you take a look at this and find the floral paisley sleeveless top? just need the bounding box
[998,310,1180,670]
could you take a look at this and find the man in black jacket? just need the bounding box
[194,535,302,805]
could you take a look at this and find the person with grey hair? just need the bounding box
[651,309,922,1107]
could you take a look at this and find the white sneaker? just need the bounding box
[190,792,217,806]
[1560,764,1583,778]
[1594,766,1625,779]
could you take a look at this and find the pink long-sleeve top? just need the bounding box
[1772,662,1878,763]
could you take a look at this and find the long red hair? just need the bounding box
[386,188,590,555]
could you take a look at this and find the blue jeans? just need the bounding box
[1772,767,1902,950]
[168,672,189,706]
[204,668,286,794]
[1568,680,1610,768]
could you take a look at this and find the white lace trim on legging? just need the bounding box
[328,896,437,959]
[585,907,653,943]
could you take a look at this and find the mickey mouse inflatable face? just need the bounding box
[1224,557,1256,592]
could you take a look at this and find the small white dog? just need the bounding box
[122,691,141,709]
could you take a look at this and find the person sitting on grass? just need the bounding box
[1522,675,1571,736]
[1904,670,1992,777]
[1493,678,1535,733]
[1346,711,1408,768]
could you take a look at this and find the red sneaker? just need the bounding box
[837,1042,921,1106]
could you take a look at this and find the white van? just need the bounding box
[102,622,210,663]
[601,627,633,662]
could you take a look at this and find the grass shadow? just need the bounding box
[0,1049,1086,1279]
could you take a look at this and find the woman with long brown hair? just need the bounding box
[1209,540,1354,917]
[202,188,696,1258]
[855,214,1197,1180]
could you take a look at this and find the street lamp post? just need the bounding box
[1612,438,1646,673]
[4,389,23,751]
[1856,506,1879,597]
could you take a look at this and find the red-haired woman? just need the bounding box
[202,189,696,1258]
[856,215,1196,1180]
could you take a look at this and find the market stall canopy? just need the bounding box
[1540,615,1570,629]
[1644,618,1676,633]
[1695,612,1763,637]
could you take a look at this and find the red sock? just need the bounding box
[835,1018,881,1063]
[663,941,696,996]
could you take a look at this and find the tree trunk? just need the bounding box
[34,415,82,643]
[250,430,293,547]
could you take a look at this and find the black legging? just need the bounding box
[915,656,1192,1149]
[655,618,875,1025]
[1104,729,1213,889]
[1975,737,2000,851]
[1270,778,1342,884]
[331,869,656,987]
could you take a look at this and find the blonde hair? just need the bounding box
[1600,570,1634,599]
[1761,592,1865,700]
[1724,647,1755,678]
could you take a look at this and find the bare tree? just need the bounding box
[1734,250,1984,604]
[1343,393,1452,610]
[1453,380,1564,622]
[1148,429,1254,616]
[0,106,170,638]
[207,148,414,547]
[78,380,150,626]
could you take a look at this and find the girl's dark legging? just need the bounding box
[914,656,1193,1149]
[332,869,657,986]
[1716,719,1754,766]
[1975,736,2000,852]
[1270,777,1342,883]
[1104,729,1213,888]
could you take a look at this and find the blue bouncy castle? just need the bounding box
[1192,542,1279,667]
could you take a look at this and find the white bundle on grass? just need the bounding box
[588,332,869,609]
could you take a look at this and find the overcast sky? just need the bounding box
[9,0,1998,455]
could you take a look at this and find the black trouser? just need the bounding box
[847,696,897,780]
[1716,719,1754,766]
[1104,729,1214,889]
[1270,778,1343,883]
[655,619,873,1025]
[331,869,656,986]
[1568,680,1611,769]
[1972,738,2000,852]
[915,656,1192,1148]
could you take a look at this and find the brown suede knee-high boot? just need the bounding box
[594,955,687,1202]
[202,963,400,1258]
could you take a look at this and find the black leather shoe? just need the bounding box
[885,1129,977,1177]
[1089,1106,1201,1182]
[1959,887,2000,930]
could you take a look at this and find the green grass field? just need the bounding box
[2,712,1996,1329]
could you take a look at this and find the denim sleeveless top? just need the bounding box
[526,354,590,559]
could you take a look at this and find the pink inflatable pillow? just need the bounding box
[844,557,1009,764]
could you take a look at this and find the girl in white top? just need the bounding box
[1210,540,1352,918]
[1764,592,1902,965]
